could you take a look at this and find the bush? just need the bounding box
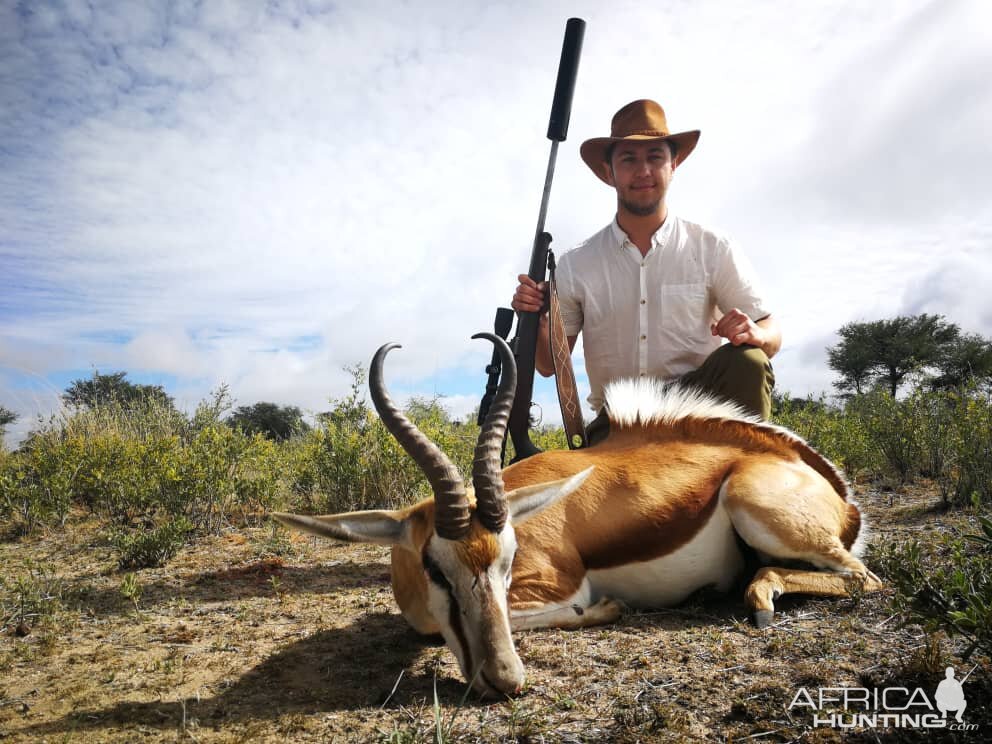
[874,514,992,662]
[0,395,287,538]
[0,560,67,630]
[772,394,879,481]
[942,386,992,506]
[8,368,986,547]
[111,517,194,569]
[847,391,922,482]
[842,384,992,505]
[292,391,479,514]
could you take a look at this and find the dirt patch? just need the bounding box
[1,487,989,742]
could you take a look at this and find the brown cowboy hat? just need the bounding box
[580,99,700,185]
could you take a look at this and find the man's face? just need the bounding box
[606,140,675,217]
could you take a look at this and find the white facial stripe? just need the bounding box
[422,528,522,695]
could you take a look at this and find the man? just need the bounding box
[934,667,967,723]
[512,99,781,444]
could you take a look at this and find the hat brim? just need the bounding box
[580,130,701,185]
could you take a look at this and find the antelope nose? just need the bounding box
[494,661,525,696]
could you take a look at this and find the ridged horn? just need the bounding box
[470,332,516,533]
[369,343,469,540]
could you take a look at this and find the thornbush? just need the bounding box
[111,516,194,569]
[874,514,992,662]
[0,560,67,631]
[291,385,479,514]
[3,371,990,564]
[0,397,287,547]
[941,385,992,506]
[772,394,880,480]
[774,385,992,505]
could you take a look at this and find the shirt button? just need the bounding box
[640,299,646,305]
[640,335,646,341]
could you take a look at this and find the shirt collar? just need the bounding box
[610,213,676,252]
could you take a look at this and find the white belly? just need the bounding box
[586,505,744,608]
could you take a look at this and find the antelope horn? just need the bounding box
[470,332,516,533]
[369,343,469,540]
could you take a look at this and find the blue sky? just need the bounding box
[2,0,991,445]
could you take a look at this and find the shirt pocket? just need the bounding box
[659,283,710,345]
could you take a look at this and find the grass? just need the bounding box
[4,483,988,742]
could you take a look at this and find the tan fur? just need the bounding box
[390,495,504,634]
[504,440,732,605]
[501,417,867,615]
[746,566,884,613]
[280,387,877,676]
[455,522,501,575]
[390,502,436,634]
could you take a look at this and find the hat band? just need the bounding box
[613,129,670,138]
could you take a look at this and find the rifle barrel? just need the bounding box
[533,140,559,270]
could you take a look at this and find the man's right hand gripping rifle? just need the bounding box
[512,274,577,379]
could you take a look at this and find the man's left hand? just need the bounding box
[711,309,764,348]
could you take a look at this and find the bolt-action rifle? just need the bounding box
[477,18,585,464]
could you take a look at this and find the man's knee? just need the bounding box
[691,343,775,420]
[719,344,773,385]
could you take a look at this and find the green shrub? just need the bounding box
[0,560,67,630]
[942,386,992,506]
[874,514,992,661]
[7,369,985,545]
[292,394,479,514]
[772,394,879,480]
[1,394,287,537]
[0,435,76,531]
[906,388,957,479]
[111,516,194,569]
[847,391,921,482]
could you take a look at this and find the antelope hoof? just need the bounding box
[596,597,624,622]
[753,609,774,629]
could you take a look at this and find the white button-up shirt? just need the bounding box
[555,215,770,412]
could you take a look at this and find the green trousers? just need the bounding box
[585,344,775,446]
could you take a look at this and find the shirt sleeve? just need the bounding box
[553,251,583,337]
[711,237,771,321]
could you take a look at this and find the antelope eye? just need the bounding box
[422,554,452,592]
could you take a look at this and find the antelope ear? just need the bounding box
[507,466,594,524]
[271,510,410,548]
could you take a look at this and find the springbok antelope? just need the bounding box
[272,334,882,697]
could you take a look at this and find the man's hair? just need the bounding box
[605,139,678,167]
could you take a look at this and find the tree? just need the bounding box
[871,315,959,397]
[930,333,992,390]
[62,371,175,410]
[0,405,17,441]
[827,323,879,396]
[227,402,310,441]
[317,364,369,431]
[827,314,960,397]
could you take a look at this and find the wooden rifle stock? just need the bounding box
[478,19,585,464]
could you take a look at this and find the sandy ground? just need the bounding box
[1,484,989,743]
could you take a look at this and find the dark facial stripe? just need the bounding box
[423,552,453,593]
[423,551,474,677]
[448,594,473,679]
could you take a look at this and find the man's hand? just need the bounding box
[711,308,765,348]
[512,274,548,313]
